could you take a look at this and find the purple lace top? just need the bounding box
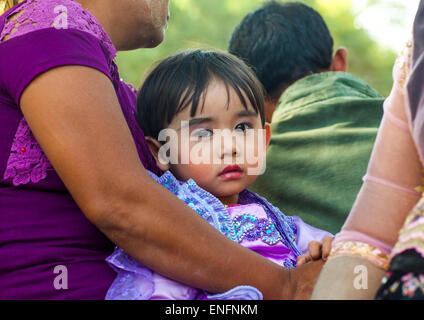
[0,0,159,299]
[105,171,332,300]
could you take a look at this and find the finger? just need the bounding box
[308,240,322,260]
[321,236,334,261]
[297,254,312,266]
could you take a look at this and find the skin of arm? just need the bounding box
[311,256,386,300]
[19,65,324,299]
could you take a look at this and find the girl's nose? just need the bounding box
[218,130,239,160]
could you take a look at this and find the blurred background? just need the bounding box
[116,0,419,97]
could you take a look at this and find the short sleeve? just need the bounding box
[0,28,112,106]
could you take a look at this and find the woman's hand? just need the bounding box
[296,236,334,266]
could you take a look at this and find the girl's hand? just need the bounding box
[296,236,333,266]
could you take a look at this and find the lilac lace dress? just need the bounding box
[106,171,332,300]
[0,0,159,299]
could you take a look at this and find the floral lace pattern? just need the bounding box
[1,0,117,186]
[0,0,116,58]
[3,118,52,186]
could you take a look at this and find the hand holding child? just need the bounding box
[297,236,333,266]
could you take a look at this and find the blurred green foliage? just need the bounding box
[116,0,399,97]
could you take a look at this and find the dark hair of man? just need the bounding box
[228,1,334,100]
[137,49,266,139]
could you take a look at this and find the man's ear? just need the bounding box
[330,47,348,72]
[264,123,272,150]
[264,100,278,124]
[145,136,171,172]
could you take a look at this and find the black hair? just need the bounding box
[137,49,266,139]
[229,1,334,99]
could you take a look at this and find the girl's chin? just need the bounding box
[212,184,246,198]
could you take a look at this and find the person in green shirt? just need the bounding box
[229,1,384,234]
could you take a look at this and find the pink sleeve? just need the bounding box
[335,45,422,255]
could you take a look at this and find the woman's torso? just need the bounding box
[0,0,157,299]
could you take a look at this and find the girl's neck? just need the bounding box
[218,194,239,206]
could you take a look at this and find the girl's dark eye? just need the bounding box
[235,122,252,132]
[192,128,213,138]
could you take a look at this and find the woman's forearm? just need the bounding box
[92,171,291,299]
[311,256,386,299]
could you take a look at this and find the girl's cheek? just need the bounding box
[188,139,216,164]
[172,162,215,183]
[187,163,215,179]
[244,136,267,176]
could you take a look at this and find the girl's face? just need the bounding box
[152,80,271,205]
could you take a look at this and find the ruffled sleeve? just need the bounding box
[105,246,263,300]
[292,216,333,255]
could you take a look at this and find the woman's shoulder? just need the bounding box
[1,0,115,58]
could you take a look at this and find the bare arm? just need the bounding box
[20,65,321,299]
[311,257,386,299]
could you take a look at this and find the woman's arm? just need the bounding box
[19,65,322,299]
[311,41,422,299]
[311,256,386,299]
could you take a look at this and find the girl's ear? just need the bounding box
[145,136,171,172]
[264,123,272,150]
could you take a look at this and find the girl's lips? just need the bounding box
[219,165,244,180]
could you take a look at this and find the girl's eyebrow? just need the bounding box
[177,111,257,131]
[178,117,213,130]
[238,110,258,118]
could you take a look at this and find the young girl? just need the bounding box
[105,49,332,300]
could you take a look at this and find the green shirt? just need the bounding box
[250,72,384,234]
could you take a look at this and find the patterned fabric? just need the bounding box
[3,118,52,186]
[233,214,282,245]
[238,189,301,256]
[375,197,424,299]
[0,0,116,58]
[391,196,424,260]
[376,250,424,300]
[377,271,424,300]
[328,241,390,270]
